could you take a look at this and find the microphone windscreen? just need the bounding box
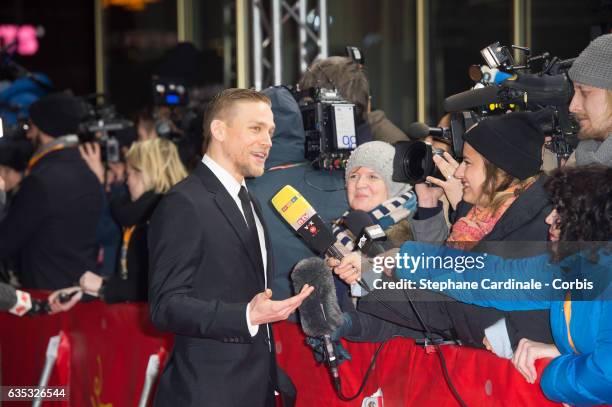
[443,86,505,112]
[406,122,431,139]
[272,185,336,255]
[292,257,343,337]
[0,282,17,311]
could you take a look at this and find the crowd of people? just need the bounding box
[0,32,610,407]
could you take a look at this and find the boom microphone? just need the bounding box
[444,74,572,112]
[443,85,519,112]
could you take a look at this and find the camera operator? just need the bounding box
[567,33,612,167]
[0,92,103,289]
[299,56,409,145]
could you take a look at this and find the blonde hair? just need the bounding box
[125,138,187,194]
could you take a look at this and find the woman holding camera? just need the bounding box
[332,113,555,353]
[412,112,551,249]
[49,138,187,310]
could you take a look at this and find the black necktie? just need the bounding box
[238,186,263,270]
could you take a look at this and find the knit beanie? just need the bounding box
[569,33,612,90]
[29,93,85,137]
[345,141,412,197]
[463,112,544,180]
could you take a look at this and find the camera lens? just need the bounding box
[392,140,444,184]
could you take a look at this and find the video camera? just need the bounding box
[393,42,579,185]
[293,87,359,171]
[77,95,133,163]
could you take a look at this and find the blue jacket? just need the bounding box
[247,87,347,301]
[394,241,612,406]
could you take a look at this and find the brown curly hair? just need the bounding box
[544,165,612,261]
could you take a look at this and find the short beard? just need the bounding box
[578,126,612,141]
[576,114,612,141]
[237,161,264,178]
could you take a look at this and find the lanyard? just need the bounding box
[563,292,578,354]
[26,144,66,174]
[120,226,136,280]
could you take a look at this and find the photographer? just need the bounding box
[50,138,187,310]
[0,93,103,289]
[299,56,409,145]
[567,33,612,167]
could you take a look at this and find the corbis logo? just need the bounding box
[281,196,299,212]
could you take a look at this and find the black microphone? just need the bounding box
[406,122,448,140]
[342,210,387,257]
[444,74,571,113]
[292,257,344,386]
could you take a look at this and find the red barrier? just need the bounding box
[272,321,564,407]
[0,296,572,406]
[0,297,172,407]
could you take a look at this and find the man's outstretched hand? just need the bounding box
[249,284,314,326]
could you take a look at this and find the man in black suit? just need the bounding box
[148,88,314,407]
[0,93,102,289]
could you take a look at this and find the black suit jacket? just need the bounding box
[148,163,292,407]
[0,147,102,289]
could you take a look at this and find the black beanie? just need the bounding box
[29,93,85,137]
[463,112,544,180]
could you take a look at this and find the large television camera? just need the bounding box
[293,87,359,171]
[394,42,579,185]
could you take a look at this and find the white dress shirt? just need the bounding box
[202,155,267,336]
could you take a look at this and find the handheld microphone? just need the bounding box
[0,282,18,311]
[292,257,344,387]
[271,185,344,259]
[342,210,387,258]
[0,283,33,316]
[271,185,372,292]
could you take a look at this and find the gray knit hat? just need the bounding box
[569,34,612,90]
[345,141,412,197]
